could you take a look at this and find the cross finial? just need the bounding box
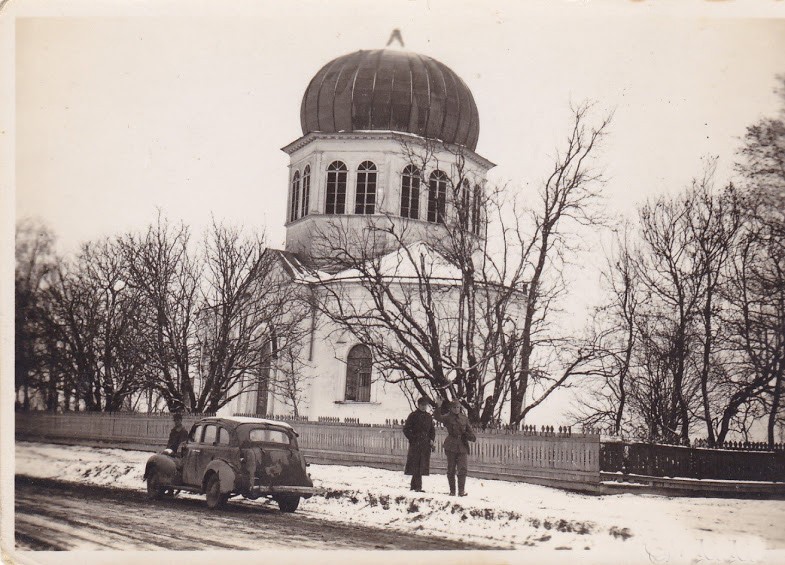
[386,28,405,48]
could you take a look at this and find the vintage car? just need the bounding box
[143,416,316,512]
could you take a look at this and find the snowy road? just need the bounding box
[15,477,491,551]
[13,442,785,563]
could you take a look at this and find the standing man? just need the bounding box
[432,398,476,496]
[164,413,189,456]
[403,397,435,492]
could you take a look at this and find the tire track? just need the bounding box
[15,477,496,550]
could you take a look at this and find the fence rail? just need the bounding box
[601,441,785,482]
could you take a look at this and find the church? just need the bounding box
[225,38,498,424]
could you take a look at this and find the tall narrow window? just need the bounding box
[472,184,482,236]
[427,170,448,224]
[345,344,372,402]
[400,165,420,220]
[326,161,347,214]
[256,339,271,416]
[301,165,311,218]
[355,161,377,215]
[459,179,470,230]
[289,170,301,222]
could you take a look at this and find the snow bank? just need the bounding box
[15,442,785,563]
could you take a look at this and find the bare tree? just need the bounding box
[267,336,312,417]
[688,165,742,444]
[308,137,529,425]
[570,222,639,434]
[733,83,785,445]
[578,159,772,445]
[308,102,611,426]
[119,214,201,412]
[722,225,784,446]
[15,219,57,410]
[509,102,613,426]
[194,220,311,413]
[634,183,706,443]
[41,238,150,411]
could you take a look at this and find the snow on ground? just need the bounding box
[14,441,785,563]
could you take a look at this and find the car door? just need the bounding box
[213,425,238,470]
[182,423,204,486]
[194,424,219,483]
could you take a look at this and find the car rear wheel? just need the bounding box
[276,495,300,513]
[205,474,228,510]
[146,470,166,500]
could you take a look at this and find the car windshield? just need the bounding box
[248,428,291,445]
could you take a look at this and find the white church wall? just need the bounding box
[222,247,526,424]
[293,289,414,424]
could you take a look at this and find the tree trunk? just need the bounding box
[768,369,783,447]
[510,338,531,426]
[700,284,716,445]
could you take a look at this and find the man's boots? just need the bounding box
[447,474,456,496]
[458,475,467,497]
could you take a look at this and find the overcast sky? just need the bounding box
[12,1,785,257]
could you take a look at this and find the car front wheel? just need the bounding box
[205,474,228,510]
[146,470,166,500]
[276,495,300,513]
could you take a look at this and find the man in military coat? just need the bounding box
[165,412,189,455]
[432,398,476,496]
[403,397,435,492]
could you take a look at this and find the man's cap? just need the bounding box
[172,413,183,421]
[416,397,430,407]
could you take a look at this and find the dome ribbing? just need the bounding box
[300,49,480,150]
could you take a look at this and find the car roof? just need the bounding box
[195,416,293,430]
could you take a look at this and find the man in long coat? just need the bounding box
[433,398,476,496]
[403,397,435,492]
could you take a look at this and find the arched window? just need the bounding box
[345,344,372,402]
[472,184,482,236]
[326,161,347,214]
[427,170,448,224]
[355,161,377,215]
[289,170,301,222]
[400,165,420,220]
[301,165,311,218]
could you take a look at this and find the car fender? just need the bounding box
[144,453,178,484]
[203,459,237,494]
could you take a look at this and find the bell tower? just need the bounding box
[281,44,494,269]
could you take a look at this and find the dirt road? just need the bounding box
[15,477,493,551]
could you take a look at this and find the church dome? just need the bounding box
[300,49,480,151]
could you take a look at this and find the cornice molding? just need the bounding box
[281,131,496,171]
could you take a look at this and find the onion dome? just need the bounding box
[300,49,480,150]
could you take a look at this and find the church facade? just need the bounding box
[225,45,497,424]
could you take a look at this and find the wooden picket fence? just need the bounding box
[15,411,785,495]
[15,411,601,491]
[15,411,212,449]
